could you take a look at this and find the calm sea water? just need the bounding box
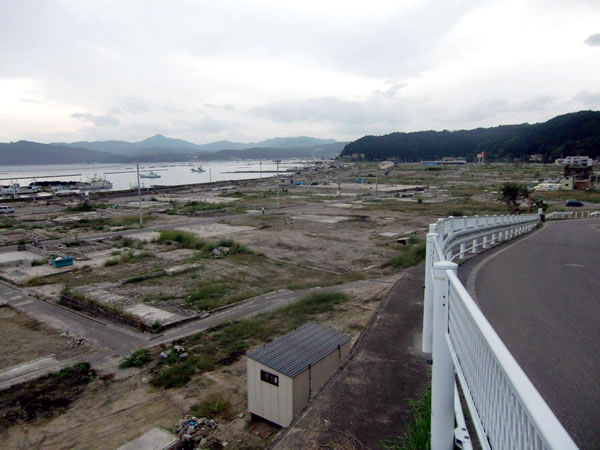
[0,161,308,191]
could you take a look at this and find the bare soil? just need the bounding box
[0,308,91,371]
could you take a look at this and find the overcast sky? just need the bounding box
[1,0,599,144]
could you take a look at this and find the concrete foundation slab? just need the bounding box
[124,304,183,326]
[117,427,178,450]
[175,223,255,238]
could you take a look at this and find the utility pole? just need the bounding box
[209,167,212,183]
[337,164,341,197]
[274,159,281,209]
[375,164,379,198]
[136,163,143,228]
[260,161,262,179]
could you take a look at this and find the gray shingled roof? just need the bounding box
[247,322,350,378]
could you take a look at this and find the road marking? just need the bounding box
[15,300,33,306]
[10,295,21,300]
[565,264,585,268]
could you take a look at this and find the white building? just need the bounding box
[246,322,351,427]
[555,156,594,167]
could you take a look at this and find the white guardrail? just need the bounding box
[423,213,578,450]
[546,210,600,220]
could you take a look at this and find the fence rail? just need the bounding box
[546,210,600,220]
[423,213,577,449]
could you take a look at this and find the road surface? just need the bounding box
[465,219,600,449]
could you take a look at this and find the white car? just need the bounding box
[0,205,14,214]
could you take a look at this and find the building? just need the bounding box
[555,156,594,167]
[529,154,544,162]
[246,322,351,427]
[560,165,597,191]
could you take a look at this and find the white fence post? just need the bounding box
[431,261,458,450]
[422,227,437,353]
[471,239,477,254]
[459,243,466,259]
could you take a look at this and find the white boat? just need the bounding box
[191,165,206,173]
[1,183,41,197]
[79,174,113,191]
[140,171,161,179]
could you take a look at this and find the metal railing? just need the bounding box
[546,210,600,220]
[423,213,577,450]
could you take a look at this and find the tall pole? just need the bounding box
[209,167,212,183]
[375,165,379,198]
[337,164,341,197]
[260,161,262,179]
[275,159,281,209]
[136,163,143,228]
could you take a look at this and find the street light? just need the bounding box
[274,159,281,209]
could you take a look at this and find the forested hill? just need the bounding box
[341,111,600,161]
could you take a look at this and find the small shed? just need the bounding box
[246,322,351,427]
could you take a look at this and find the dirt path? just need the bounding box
[272,264,430,449]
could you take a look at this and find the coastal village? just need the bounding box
[0,157,598,448]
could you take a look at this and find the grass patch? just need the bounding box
[158,230,205,249]
[167,200,227,215]
[381,385,431,450]
[104,249,152,266]
[190,393,232,420]
[385,239,426,268]
[158,230,254,258]
[119,349,152,369]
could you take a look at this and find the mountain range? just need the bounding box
[341,111,600,162]
[52,135,337,156]
[0,136,342,165]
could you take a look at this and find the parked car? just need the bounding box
[565,199,584,207]
[0,205,14,214]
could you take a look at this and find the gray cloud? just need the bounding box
[584,33,600,46]
[71,112,120,127]
[572,90,600,107]
[116,97,151,114]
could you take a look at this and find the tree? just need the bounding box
[498,182,530,213]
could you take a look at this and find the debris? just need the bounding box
[174,345,185,353]
[159,352,168,359]
[179,352,188,360]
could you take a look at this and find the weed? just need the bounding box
[31,258,48,266]
[380,386,431,450]
[158,230,204,249]
[119,349,152,369]
[190,393,232,420]
[385,240,426,268]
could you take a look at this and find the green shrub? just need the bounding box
[118,349,152,369]
[158,230,204,249]
[31,258,48,266]
[385,240,426,268]
[446,209,464,217]
[190,393,232,420]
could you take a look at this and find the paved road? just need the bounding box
[465,219,600,449]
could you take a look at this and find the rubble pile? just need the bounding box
[60,331,85,348]
[174,416,229,448]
